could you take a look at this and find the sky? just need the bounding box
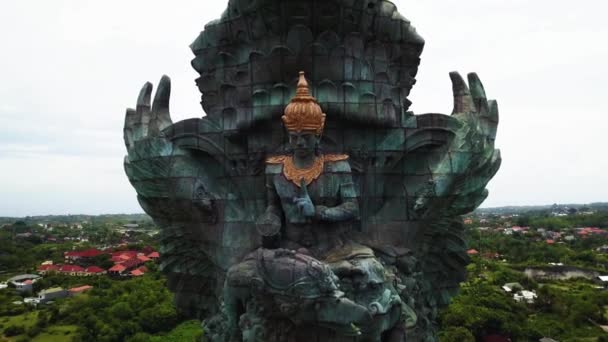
[0,0,606,216]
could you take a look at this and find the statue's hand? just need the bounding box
[294,178,315,218]
[449,71,499,142]
[123,75,173,150]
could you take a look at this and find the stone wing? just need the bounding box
[348,73,500,338]
[124,78,263,318]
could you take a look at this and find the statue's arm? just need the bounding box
[315,166,360,222]
[263,178,283,219]
[255,172,283,240]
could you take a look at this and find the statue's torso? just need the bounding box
[266,157,357,249]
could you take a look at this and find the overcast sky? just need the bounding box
[0,0,606,216]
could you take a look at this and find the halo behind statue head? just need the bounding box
[282,72,326,135]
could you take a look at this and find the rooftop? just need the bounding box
[40,287,65,295]
[7,274,41,282]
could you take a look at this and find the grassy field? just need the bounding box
[0,311,77,342]
[31,325,78,342]
[0,310,38,332]
[149,320,202,342]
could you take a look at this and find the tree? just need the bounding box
[4,324,25,337]
[438,326,475,342]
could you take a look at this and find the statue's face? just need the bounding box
[289,131,319,158]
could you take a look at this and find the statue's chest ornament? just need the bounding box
[267,154,348,187]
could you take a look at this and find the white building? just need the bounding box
[38,287,69,303]
[514,290,537,304]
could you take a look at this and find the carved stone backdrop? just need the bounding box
[122,0,501,341]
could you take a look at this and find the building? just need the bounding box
[482,252,500,260]
[84,266,106,276]
[514,290,537,304]
[466,249,479,256]
[131,269,145,277]
[64,248,104,263]
[59,265,85,276]
[576,227,606,238]
[69,285,93,295]
[596,276,608,288]
[130,266,149,277]
[38,264,60,275]
[147,251,160,260]
[137,255,151,263]
[8,274,41,293]
[38,287,69,303]
[502,283,523,293]
[596,245,608,253]
[108,264,127,276]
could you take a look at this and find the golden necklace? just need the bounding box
[266,154,348,187]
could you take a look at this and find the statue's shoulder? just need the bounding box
[323,154,351,172]
[265,155,286,174]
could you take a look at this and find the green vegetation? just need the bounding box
[515,212,608,230]
[2,210,608,341]
[127,320,203,342]
[0,275,190,341]
[31,325,79,342]
[440,209,608,341]
[0,216,173,341]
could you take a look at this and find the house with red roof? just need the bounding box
[64,248,104,263]
[120,258,144,270]
[482,252,500,260]
[130,269,145,277]
[84,266,106,276]
[147,251,160,260]
[69,285,93,295]
[466,249,479,256]
[60,265,85,276]
[108,264,127,276]
[137,255,151,263]
[511,226,530,234]
[577,227,606,238]
[130,265,149,277]
[111,250,140,259]
[37,264,60,275]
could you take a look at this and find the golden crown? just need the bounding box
[282,71,326,134]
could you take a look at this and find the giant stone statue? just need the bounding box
[122,1,501,341]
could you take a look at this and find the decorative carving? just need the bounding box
[266,154,348,187]
[282,72,326,134]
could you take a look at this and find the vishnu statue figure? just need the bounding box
[257,71,358,255]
